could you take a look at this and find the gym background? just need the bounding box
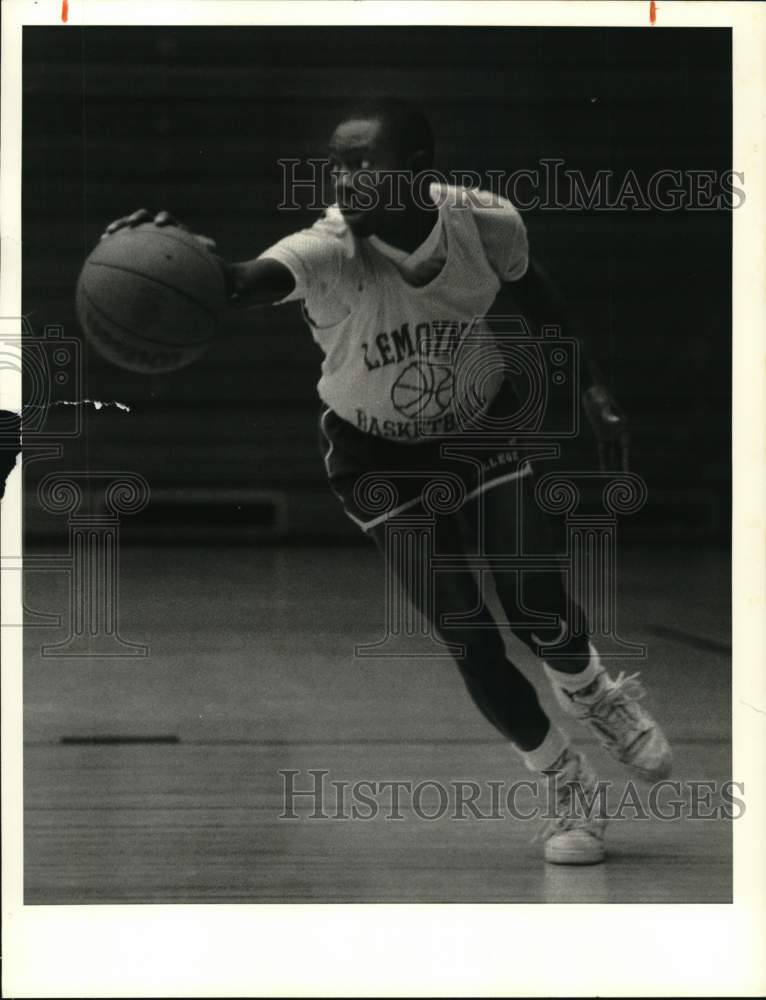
[22,26,731,546]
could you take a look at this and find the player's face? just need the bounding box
[328,117,404,236]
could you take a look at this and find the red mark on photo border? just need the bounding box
[61,0,69,22]
[649,0,657,25]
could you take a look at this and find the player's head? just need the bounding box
[328,96,434,235]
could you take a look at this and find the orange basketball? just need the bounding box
[76,224,227,374]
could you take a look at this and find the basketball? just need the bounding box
[76,224,227,374]
[391,361,455,420]
[391,361,435,418]
[429,364,455,416]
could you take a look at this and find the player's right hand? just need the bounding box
[100,209,218,252]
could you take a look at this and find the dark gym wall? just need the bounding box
[22,26,731,542]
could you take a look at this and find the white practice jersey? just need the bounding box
[259,183,529,442]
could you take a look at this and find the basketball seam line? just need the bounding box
[113,225,224,281]
[150,227,225,281]
[78,286,211,350]
[86,261,223,322]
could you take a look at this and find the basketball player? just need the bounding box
[103,97,671,865]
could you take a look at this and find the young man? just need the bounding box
[103,97,671,864]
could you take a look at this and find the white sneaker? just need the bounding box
[538,746,607,866]
[552,670,672,782]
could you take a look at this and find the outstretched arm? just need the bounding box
[101,208,296,308]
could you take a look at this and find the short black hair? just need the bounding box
[337,96,435,166]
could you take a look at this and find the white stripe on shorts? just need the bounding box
[353,461,534,532]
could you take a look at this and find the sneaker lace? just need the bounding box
[536,811,584,843]
[581,671,649,752]
[533,750,602,843]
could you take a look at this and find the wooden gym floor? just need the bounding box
[23,543,731,904]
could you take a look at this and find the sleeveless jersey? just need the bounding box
[259,184,528,442]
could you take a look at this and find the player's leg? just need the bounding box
[318,406,605,860]
[463,473,591,671]
[318,408,553,752]
[367,511,606,864]
[469,473,672,782]
[367,510,551,750]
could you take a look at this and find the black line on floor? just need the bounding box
[36,736,730,748]
[59,735,180,745]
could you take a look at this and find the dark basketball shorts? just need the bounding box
[318,380,535,532]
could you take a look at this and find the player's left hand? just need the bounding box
[582,384,630,472]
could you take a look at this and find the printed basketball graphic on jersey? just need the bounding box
[391,361,455,419]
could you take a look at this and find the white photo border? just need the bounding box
[2,2,765,997]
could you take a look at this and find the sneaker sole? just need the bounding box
[544,828,607,865]
[544,844,606,865]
